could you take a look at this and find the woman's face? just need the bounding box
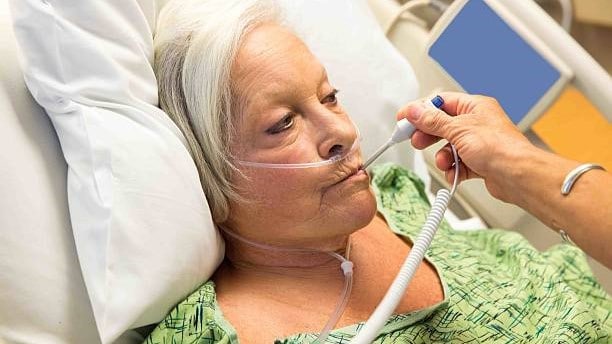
[227,24,377,248]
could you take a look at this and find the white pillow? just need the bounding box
[9,0,223,343]
[1,4,100,342]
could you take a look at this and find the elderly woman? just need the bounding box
[147,0,611,343]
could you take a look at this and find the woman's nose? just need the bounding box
[317,114,357,161]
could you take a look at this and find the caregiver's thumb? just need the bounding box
[403,101,456,140]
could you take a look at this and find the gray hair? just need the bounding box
[154,0,279,222]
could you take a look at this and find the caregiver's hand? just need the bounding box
[397,91,612,269]
[397,92,533,201]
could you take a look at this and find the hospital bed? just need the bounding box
[1,0,610,343]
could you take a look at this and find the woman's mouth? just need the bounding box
[346,168,367,180]
[334,167,368,186]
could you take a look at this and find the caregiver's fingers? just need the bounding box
[396,93,460,121]
[444,161,477,185]
[436,145,480,184]
[401,105,456,140]
[435,144,454,171]
[410,130,443,150]
[396,97,461,141]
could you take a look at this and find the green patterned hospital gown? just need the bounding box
[145,164,611,343]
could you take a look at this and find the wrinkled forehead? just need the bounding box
[231,24,327,115]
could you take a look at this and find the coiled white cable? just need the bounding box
[350,97,460,344]
[350,146,458,344]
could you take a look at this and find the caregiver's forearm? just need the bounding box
[493,146,612,268]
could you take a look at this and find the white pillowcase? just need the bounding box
[7,0,420,343]
[10,0,223,343]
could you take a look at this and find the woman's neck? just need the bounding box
[219,228,352,279]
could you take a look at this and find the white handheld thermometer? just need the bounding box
[361,95,445,170]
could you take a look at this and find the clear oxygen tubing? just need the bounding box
[220,228,354,344]
[235,122,361,169]
[313,246,354,344]
[350,97,460,344]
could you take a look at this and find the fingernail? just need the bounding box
[408,106,423,121]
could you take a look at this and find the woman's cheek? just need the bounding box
[241,169,317,203]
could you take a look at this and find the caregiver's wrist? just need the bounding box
[487,143,542,204]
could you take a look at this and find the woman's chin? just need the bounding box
[339,188,378,229]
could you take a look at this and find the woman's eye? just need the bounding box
[322,89,339,105]
[266,113,295,135]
